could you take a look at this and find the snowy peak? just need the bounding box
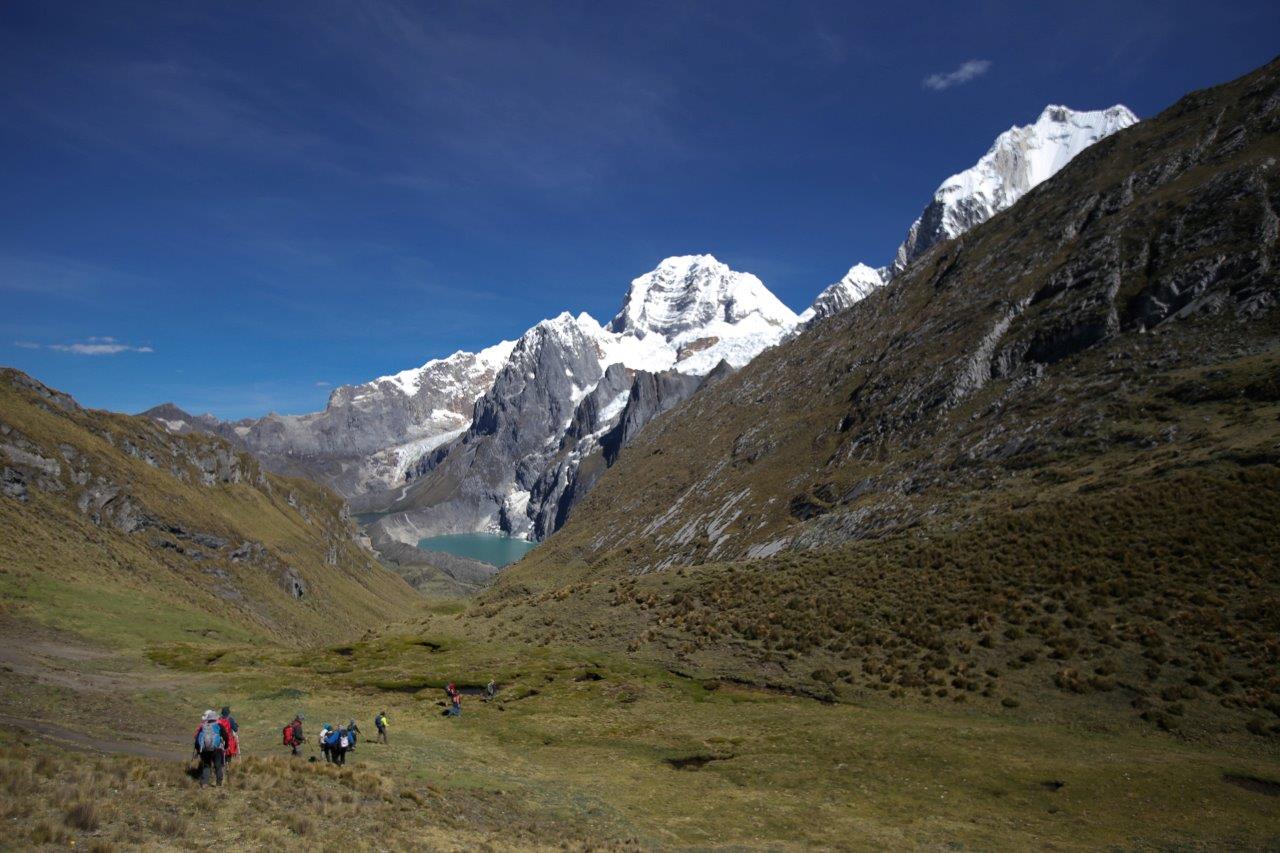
[608,254,796,339]
[888,103,1138,276]
[355,339,516,402]
[801,263,886,323]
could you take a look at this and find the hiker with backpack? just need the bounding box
[319,723,334,762]
[446,683,462,717]
[219,706,239,763]
[193,709,226,787]
[327,726,351,766]
[346,718,361,751]
[283,714,305,757]
[374,711,388,744]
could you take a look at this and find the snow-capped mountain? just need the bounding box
[145,103,1140,552]
[608,254,798,372]
[887,104,1138,277]
[367,255,796,543]
[146,341,515,498]
[149,253,798,543]
[799,104,1138,323]
[799,264,886,323]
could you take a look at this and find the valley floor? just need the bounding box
[1,605,1278,851]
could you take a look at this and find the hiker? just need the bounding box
[193,709,226,787]
[219,706,239,763]
[485,679,497,701]
[283,714,305,757]
[374,711,389,744]
[446,683,462,717]
[319,723,333,763]
[346,718,361,751]
[329,726,350,766]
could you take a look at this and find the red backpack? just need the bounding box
[282,724,296,746]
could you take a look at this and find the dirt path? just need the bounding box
[0,712,188,760]
[0,617,199,762]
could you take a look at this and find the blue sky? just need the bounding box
[3,1,1277,418]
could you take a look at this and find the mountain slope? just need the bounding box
[515,73,1274,573]
[476,58,1280,733]
[802,104,1139,322]
[887,103,1138,277]
[1,369,418,646]
[367,256,789,543]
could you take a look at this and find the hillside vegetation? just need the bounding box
[0,369,418,646]
[3,58,1280,852]
[478,59,1280,738]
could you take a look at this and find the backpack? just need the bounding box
[283,725,296,746]
[198,720,224,752]
[339,733,349,749]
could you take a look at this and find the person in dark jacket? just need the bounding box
[374,711,388,744]
[329,727,350,766]
[346,719,361,751]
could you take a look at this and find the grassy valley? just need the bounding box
[2,57,1280,853]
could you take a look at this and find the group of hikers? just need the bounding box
[281,711,389,763]
[193,681,497,786]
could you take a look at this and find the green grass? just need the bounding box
[127,619,1280,849]
[0,369,420,647]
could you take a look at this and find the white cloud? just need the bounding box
[314,381,331,387]
[39,339,155,356]
[13,341,41,349]
[923,59,992,92]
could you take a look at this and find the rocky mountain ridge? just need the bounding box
[144,103,1137,549]
[504,58,1278,577]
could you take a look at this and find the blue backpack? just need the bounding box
[197,720,224,752]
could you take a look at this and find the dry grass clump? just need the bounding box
[64,800,100,831]
[0,729,607,850]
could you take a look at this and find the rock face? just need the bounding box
[507,57,1279,576]
[368,256,787,545]
[148,255,797,550]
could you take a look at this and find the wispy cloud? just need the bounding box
[922,59,992,91]
[314,380,330,387]
[27,336,155,356]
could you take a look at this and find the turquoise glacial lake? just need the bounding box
[416,533,538,567]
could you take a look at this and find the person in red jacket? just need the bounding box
[218,706,239,763]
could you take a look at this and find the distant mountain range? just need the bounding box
[144,103,1135,545]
